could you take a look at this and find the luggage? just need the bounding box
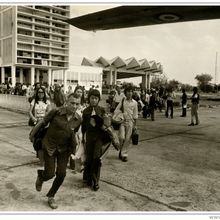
[111,111,124,130]
[132,128,139,145]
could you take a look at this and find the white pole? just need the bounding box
[215,52,218,84]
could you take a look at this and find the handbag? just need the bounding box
[28,100,36,126]
[112,111,124,124]
[33,126,48,151]
[132,128,139,145]
[28,117,35,126]
[112,98,125,130]
[29,109,58,151]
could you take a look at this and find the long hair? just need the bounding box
[35,87,47,104]
[74,86,86,105]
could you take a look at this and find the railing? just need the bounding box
[0,94,29,114]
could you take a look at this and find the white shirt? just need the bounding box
[31,100,50,120]
[115,98,138,121]
[114,91,125,103]
[145,93,150,104]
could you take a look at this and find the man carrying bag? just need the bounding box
[33,93,81,209]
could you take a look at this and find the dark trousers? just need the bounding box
[142,105,150,118]
[83,134,103,186]
[38,149,70,197]
[182,104,187,117]
[166,100,173,118]
[149,107,155,121]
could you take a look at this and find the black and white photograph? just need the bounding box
[0,1,220,218]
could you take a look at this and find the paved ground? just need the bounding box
[0,104,220,212]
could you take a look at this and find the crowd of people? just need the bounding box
[27,81,200,209]
[0,82,33,96]
[28,82,138,209]
[106,85,200,126]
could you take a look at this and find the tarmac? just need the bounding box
[0,101,220,212]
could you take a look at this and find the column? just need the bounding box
[1,67,5,84]
[51,69,54,86]
[30,67,35,86]
[113,70,117,85]
[142,72,151,90]
[63,69,67,93]
[109,69,113,85]
[19,68,24,84]
[147,73,151,90]
[48,69,52,86]
[142,72,147,89]
[36,69,40,82]
[11,66,16,87]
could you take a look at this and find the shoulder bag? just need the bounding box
[111,98,125,130]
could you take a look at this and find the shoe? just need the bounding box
[93,184,100,191]
[119,151,122,160]
[121,157,128,162]
[188,123,194,126]
[48,197,58,209]
[195,123,199,125]
[35,176,43,192]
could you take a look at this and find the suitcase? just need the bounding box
[132,129,139,145]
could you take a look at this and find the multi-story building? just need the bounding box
[0,5,70,87]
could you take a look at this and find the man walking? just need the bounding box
[188,87,200,126]
[53,83,66,107]
[35,93,81,209]
[114,86,138,162]
[181,88,188,117]
[165,88,176,119]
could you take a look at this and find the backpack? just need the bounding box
[29,109,58,151]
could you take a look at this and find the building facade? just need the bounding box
[53,65,103,93]
[0,5,70,87]
[81,56,163,90]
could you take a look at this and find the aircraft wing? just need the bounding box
[66,6,220,31]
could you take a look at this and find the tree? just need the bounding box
[195,74,213,92]
[167,79,180,91]
[180,83,193,92]
[150,77,168,90]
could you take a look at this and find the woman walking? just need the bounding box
[29,86,51,165]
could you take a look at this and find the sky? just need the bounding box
[69,4,220,86]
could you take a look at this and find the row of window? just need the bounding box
[17,43,67,52]
[18,6,69,19]
[17,22,67,34]
[17,51,66,61]
[18,12,68,28]
[27,5,69,10]
[17,58,67,67]
[17,29,68,42]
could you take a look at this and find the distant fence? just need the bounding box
[0,94,29,114]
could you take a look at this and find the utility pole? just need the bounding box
[215,52,218,92]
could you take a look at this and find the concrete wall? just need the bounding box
[0,94,29,113]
